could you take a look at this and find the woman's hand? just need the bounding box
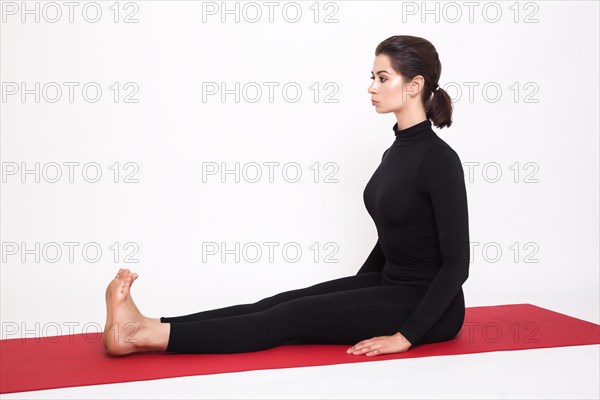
[346,332,412,356]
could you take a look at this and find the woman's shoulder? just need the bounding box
[421,135,462,164]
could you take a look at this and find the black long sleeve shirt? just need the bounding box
[356,118,470,345]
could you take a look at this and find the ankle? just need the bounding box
[136,318,168,352]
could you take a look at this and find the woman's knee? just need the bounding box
[253,293,280,310]
[254,272,381,309]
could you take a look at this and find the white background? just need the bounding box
[1,1,599,398]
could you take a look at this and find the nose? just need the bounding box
[368,83,377,94]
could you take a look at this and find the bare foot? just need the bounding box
[103,268,162,356]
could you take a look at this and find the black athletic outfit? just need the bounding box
[160,118,470,353]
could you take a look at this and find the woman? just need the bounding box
[103,35,469,357]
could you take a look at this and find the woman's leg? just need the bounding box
[160,271,383,323]
[164,283,443,354]
[104,269,382,356]
[103,269,464,356]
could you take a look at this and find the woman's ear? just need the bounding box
[411,75,426,95]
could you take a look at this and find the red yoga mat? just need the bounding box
[1,303,599,394]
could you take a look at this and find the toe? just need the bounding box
[117,269,130,280]
[121,282,130,295]
[123,276,132,287]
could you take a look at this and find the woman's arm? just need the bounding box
[396,144,470,345]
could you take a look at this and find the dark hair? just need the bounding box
[375,35,452,129]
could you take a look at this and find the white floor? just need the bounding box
[2,344,598,399]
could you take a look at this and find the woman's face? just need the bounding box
[368,54,420,114]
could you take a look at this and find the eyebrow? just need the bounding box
[371,70,390,74]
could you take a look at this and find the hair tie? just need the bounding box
[434,85,440,91]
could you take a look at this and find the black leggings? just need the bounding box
[160,272,465,354]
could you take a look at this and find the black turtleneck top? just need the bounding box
[356,118,470,346]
